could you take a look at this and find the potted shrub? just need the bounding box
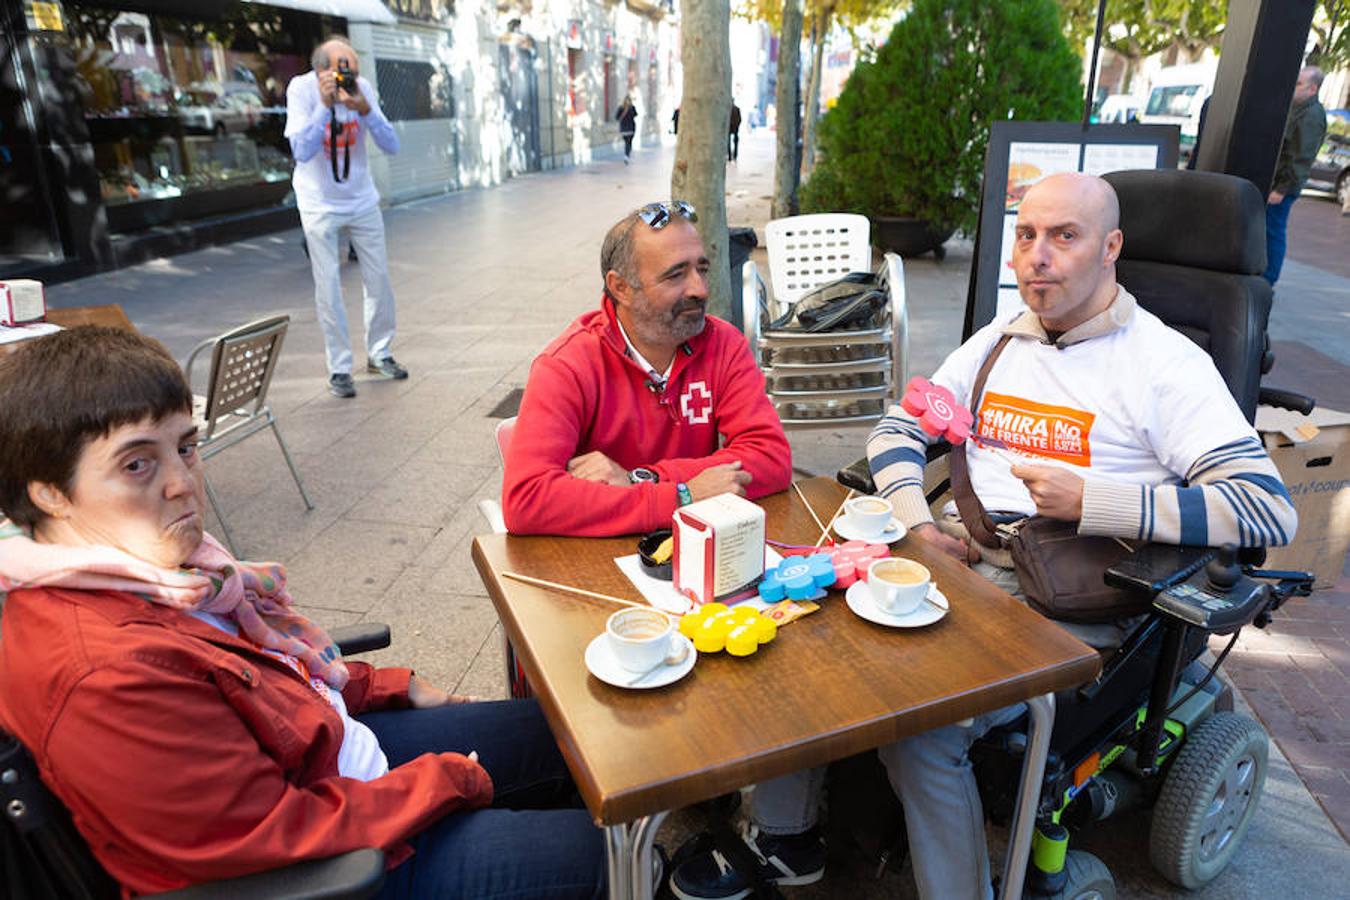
[801,0,1081,257]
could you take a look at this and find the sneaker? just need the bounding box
[366,356,409,379]
[670,824,825,900]
[328,373,356,398]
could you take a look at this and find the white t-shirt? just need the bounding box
[189,611,389,781]
[934,303,1256,515]
[284,71,399,217]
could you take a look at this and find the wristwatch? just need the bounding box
[676,482,694,506]
[628,467,659,485]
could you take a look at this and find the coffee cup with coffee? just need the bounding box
[866,558,931,616]
[605,607,684,672]
[843,496,895,538]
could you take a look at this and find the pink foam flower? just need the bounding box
[900,377,974,444]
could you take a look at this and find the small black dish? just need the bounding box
[638,529,674,581]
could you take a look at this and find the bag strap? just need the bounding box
[949,334,1013,549]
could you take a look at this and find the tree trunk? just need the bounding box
[772,0,804,219]
[801,7,831,177]
[671,0,733,319]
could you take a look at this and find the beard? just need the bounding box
[632,295,707,346]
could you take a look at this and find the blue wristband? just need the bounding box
[676,483,693,506]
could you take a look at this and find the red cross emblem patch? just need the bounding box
[679,380,713,425]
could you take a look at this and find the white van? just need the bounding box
[1138,63,1216,162]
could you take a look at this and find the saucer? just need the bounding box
[833,516,907,544]
[845,581,948,628]
[584,633,697,689]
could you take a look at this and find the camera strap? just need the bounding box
[329,107,351,183]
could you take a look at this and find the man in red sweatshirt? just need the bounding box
[503,201,792,536]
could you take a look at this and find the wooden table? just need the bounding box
[472,477,1101,900]
[46,304,135,330]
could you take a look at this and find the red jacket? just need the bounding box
[0,587,493,896]
[503,299,792,535]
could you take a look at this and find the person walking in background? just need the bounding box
[616,94,638,164]
[728,103,741,162]
[1264,65,1327,286]
[671,106,680,135]
[285,36,408,399]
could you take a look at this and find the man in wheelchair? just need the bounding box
[669,174,1301,900]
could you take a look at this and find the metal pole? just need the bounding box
[1080,0,1109,130]
[1000,693,1056,900]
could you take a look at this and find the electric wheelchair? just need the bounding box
[836,169,1317,898]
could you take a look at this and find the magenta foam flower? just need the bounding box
[900,377,974,444]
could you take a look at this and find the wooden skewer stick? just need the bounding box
[815,489,855,548]
[792,481,829,537]
[502,571,671,616]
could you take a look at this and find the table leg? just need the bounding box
[999,692,1055,900]
[628,811,670,900]
[606,824,633,899]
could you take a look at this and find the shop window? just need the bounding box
[63,3,336,233]
[375,59,453,121]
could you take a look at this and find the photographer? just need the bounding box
[285,37,407,398]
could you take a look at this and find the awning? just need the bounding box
[240,0,398,25]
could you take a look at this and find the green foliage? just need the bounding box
[1056,0,1227,59]
[802,0,1081,233]
[1310,1,1350,73]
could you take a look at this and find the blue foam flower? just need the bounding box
[758,553,837,601]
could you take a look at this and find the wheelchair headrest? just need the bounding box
[1103,170,1267,276]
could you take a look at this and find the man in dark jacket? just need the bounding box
[1265,65,1327,285]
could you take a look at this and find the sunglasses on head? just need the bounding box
[637,200,698,230]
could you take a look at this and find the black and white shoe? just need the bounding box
[669,823,825,900]
[328,373,356,398]
[366,356,409,379]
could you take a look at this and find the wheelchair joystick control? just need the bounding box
[1205,544,1240,591]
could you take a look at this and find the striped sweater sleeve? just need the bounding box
[866,404,936,528]
[1079,437,1297,548]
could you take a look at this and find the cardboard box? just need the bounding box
[1256,406,1350,589]
[673,493,766,605]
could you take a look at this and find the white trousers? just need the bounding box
[300,204,397,375]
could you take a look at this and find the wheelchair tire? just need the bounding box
[1040,850,1114,900]
[1149,711,1267,889]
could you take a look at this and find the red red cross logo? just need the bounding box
[680,380,713,425]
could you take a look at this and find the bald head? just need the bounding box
[1294,66,1323,104]
[312,37,358,74]
[1021,173,1119,235]
[1011,172,1124,332]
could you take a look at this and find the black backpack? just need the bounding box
[767,270,888,333]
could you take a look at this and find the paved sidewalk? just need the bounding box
[45,130,1350,894]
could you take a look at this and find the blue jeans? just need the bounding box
[359,699,606,900]
[1263,190,1299,285]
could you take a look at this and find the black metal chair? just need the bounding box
[1,623,391,900]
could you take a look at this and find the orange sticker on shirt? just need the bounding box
[977,392,1095,467]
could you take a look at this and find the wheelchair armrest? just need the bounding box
[151,848,385,900]
[1258,386,1315,415]
[1103,544,1214,594]
[835,440,953,496]
[331,623,391,655]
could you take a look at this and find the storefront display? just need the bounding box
[62,2,336,233]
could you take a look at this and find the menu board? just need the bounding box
[965,122,1180,339]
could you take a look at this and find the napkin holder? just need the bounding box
[0,280,46,326]
[673,493,766,605]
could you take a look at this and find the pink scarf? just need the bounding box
[0,520,349,688]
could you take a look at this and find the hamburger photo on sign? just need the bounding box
[1005,161,1043,210]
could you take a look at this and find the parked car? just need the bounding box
[177,82,265,136]
[1096,94,1141,124]
[1305,108,1350,205]
[1138,63,1216,164]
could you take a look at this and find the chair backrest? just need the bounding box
[186,315,290,440]
[495,416,516,465]
[764,213,873,304]
[1102,169,1270,424]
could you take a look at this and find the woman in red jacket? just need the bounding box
[0,327,604,898]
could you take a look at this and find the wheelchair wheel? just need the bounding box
[1149,711,1267,889]
[1041,850,1115,900]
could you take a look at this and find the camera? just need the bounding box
[334,58,356,95]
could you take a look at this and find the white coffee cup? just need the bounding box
[605,608,683,673]
[866,557,931,616]
[844,496,894,537]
